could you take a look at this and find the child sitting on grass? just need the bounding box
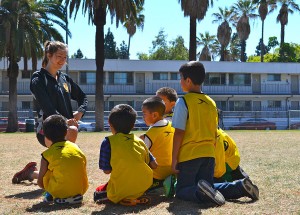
[214,127,249,183]
[140,96,176,197]
[94,104,157,206]
[12,114,88,204]
[156,87,178,121]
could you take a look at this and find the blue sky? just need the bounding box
[63,0,300,60]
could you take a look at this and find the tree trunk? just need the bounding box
[279,23,285,59]
[94,6,106,131]
[7,61,19,132]
[127,35,131,56]
[241,40,246,62]
[189,16,197,61]
[260,20,264,62]
[220,45,225,61]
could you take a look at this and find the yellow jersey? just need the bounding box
[42,141,88,199]
[145,120,174,179]
[178,93,217,163]
[107,133,153,203]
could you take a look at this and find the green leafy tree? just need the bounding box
[149,29,169,60]
[267,36,279,53]
[212,7,235,61]
[169,36,189,60]
[0,0,68,132]
[104,28,117,59]
[178,0,214,61]
[117,41,129,59]
[124,6,144,56]
[269,0,300,59]
[65,0,144,131]
[255,38,270,56]
[197,32,216,61]
[232,0,259,62]
[72,49,84,59]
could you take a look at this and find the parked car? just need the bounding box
[288,122,300,130]
[229,118,276,130]
[78,121,96,132]
[0,118,26,132]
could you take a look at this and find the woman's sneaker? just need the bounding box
[12,162,37,184]
[197,180,225,206]
[241,178,259,201]
[54,194,83,205]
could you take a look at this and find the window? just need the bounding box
[108,72,133,85]
[215,101,227,111]
[229,74,251,85]
[153,73,168,80]
[170,73,180,80]
[204,73,226,85]
[267,101,281,108]
[229,101,251,111]
[80,72,96,84]
[267,74,281,81]
[22,101,31,110]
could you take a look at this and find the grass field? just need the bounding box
[0,131,299,215]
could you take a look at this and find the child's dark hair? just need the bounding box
[42,41,68,68]
[109,104,137,134]
[179,61,206,85]
[43,114,68,143]
[142,96,165,117]
[156,87,178,102]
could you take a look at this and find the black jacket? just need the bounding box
[30,68,88,121]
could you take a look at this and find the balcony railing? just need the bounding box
[0,81,298,95]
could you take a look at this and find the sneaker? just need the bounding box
[163,174,177,197]
[242,178,259,201]
[12,162,37,184]
[54,194,83,205]
[43,191,53,203]
[120,196,151,206]
[197,180,225,206]
[94,191,109,203]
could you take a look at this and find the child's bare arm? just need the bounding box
[37,158,48,189]
[149,160,158,169]
[139,134,145,140]
[172,128,185,174]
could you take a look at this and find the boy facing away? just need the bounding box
[94,104,157,206]
[12,114,88,204]
[172,61,259,206]
[214,127,249,183]
[156,87,178,121]
[140,96,176,196]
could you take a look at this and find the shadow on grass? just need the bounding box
[91,194,170,214]
[5,188,44,200]
[26,201,82,213]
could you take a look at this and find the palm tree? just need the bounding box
[212,7,234,61]
[124,6,145,56]
[65,0,144,131]
[231,0,259,62]
[269,0,300,59]
[178,0,214,61]
[196,32,216,61]
[0,0,68,132]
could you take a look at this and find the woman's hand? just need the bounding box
[73,111,83,121]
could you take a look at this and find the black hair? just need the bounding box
[142,96,165,117]
[156,87,178,102]
[109,104,137,134]
[43,114,68,143]
[179,61,206,85]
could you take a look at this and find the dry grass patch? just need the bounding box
[0,131,299,214]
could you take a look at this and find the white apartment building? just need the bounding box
[0,59,300,113]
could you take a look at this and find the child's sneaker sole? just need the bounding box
[242,178,259,201]
[54,194,83,205]
[197,180,225,206]
[120,196,151,206]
